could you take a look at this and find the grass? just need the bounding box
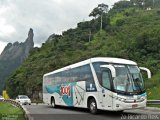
[146,86,160,100]
[147,105,160,108]
[145,73,160,100]
[0,102,25,120]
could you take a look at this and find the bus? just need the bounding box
[43,57,151,114]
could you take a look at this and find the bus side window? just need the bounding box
[102,70,111,90]
[80,64,94,83]
[70,67,80,82]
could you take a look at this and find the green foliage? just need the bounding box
[110,12,126,26]
[110,0,133,15]
[145,73,160,100]
[89,3,108,18]
[5,1,160,100]
[0,102,24,120]
[131,0,160,9]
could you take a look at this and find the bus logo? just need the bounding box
[60,85,71,97]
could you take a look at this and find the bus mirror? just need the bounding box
[100,65,116,78]
[139,67,151,79]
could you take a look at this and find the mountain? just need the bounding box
[0,28,34,92]
[6,1,160,100]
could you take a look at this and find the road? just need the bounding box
[24,104,160,120]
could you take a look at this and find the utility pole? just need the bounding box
[153,0,155,8]
[143,0,145,9]
[100,14,103,30]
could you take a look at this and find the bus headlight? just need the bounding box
[118,97,125,102]
[121,98,126,102]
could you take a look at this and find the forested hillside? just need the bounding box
[6,0,160,100]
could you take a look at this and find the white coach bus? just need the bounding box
[43,57,151,114]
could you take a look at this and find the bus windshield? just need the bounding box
[113,64,144,94]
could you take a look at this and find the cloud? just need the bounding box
[0,0,119,52]
[0,41,7,54]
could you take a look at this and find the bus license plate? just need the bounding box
[132,104,138,108]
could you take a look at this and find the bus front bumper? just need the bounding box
[112,99,147,111]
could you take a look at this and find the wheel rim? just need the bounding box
[90,102,96,111]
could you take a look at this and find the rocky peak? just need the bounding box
[1,43,12,53]
[25,28,34,46]
[46,33,62,43]
[0,28,34,92]
[28,28,33,37]
[0,28,34,61]
[24,28,34,57]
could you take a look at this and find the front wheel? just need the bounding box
[89,98,98,114]
[51,97,56,108]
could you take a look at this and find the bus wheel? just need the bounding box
[51,97,56,108]
[89,98,97,114]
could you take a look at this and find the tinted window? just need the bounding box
[80,64,94,83]
[70,67,81,82]
[102,71,111,89]
[93,62,109,85]
[44,64,94,85]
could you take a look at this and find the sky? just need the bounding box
[0,0,120,54]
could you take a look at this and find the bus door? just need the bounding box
[101,70,113,110]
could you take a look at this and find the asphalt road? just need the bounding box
[24,104,160,120]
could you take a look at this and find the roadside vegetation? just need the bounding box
[5,0,160,101]
[0,102,25,120]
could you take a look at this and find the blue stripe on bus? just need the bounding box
[45,82,77,106]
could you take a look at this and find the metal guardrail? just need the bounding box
[0,99,28,120]
[0,99,22,108]
[147,100,160,105]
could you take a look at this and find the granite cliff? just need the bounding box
[0,28,34,92]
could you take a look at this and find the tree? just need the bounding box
[130,0,144,8]
[130,0,158,9]
[112,1,133,12]
[89,3,109,30]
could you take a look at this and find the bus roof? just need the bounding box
[44,57,137,77]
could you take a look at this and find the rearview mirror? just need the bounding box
[100,65,116,78]
[139,67,151,79]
